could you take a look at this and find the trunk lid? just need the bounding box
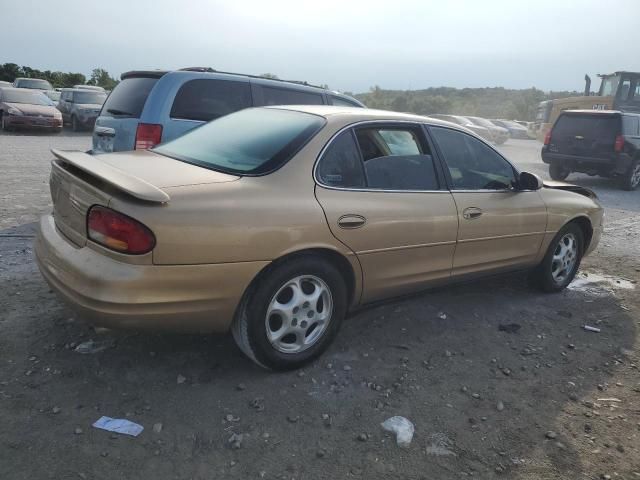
[549,112,621,158]
[49,149,239,246]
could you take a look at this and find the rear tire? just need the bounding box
[232,256,347,370]
[549,162,570,181]
[1,112,10,132]
[530,223,584,293]
[620,158,640,191]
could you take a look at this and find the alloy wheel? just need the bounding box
[631,163,640,188]
[265,275,333,354]
[551,233,578,284]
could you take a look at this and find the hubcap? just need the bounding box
[551,233,578,284]
[265,275,333,354]
[631,163,640,187]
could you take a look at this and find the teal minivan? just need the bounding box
[92,68,364,154]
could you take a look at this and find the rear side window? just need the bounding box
[623,116,640,136]
[317,131,366,188]
[317,125,439,191]
[262,86,324,106]
[330,95,360,107]
[101,77,159,118]
[153,108,325,175]
[170,79,252,122]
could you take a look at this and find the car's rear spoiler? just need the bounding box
[51,149,170,203]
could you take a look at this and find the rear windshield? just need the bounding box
[15,79,53,90]
[154,108,325,175]
[100,77,158,118]
[553,114,620,138]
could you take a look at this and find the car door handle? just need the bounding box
[337,214,366,229]
[462,207,483,220]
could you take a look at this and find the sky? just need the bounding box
[2,0,639,93]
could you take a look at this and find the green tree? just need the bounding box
[88,68,118,90]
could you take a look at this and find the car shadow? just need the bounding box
[0,222,636,479]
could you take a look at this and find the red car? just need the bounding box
[0,87,63,132]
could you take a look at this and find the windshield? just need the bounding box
[15,78,53,90]
[2,90,52,106]
[154,108,326,175]
[74,91,107,104]
[599,75,621,96]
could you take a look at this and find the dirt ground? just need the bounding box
[1,131,638,480]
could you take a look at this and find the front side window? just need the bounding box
[154,108,325,175]
[316,125,439,191]
[261,86,324,106]
[170,79,252,122]
[430,127,516,190]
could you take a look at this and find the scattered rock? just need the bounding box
[228,432,243,449]
[152,422,163,433]
[287,415,299,423]
[343,365,352,372]
[316,449,326,458]
[472,393,481,399]
[357,433,368,442]
[584,424,592,433]
[498,323,521,334]
[74,427,83,435]
[555,441,567,450]
[52,406,61,414]
[236,383,246,391]
[176,374,186,385]
[225,414,240,422]
[496,401,505,412]
[437,312,447,320]
[545,431,557,440]
[250,397,265,411]
[321,413,332,427]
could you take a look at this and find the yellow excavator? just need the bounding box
[533,71,640,141]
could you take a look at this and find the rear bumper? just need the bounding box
[541,149,632,175]
[34,215,268,333]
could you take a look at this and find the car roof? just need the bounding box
[266,105,467,128]
[0,87,45,93]
[120,68,364,105]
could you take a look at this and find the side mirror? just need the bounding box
[518,171,543,191]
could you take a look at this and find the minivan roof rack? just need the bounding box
[177,67,325,90]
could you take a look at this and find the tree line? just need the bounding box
[0,63,119,90]
[352,86,580,121]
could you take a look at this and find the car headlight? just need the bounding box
[7,107,22,115]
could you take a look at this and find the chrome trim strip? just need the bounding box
[358,240,457,255]
[458,231,546,243]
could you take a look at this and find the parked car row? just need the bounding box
[429,114,537,143]
[0,77,109,132]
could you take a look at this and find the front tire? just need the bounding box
[232,256,347,370]
[620,158,640,191]
[530,223,584,293]
[71,115,79,132]
[549,162,570,181]
[1,112,10,132]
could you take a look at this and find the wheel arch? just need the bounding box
[233,247,360,327]
[565,215,593,252]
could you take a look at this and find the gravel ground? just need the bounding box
[1,131,638,480]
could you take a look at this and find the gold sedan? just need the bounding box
[35,106,603,370]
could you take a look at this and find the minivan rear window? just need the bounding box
[100,77,158,118]
[154,108,325,175]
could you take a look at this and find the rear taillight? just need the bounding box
[87,205,155,254]
[543,130,552,145]
[614,134,624,153]
[134,123,162,150]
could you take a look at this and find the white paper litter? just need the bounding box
[92,416,144,437]
[381,416,414,448]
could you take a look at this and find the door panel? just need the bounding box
[316,187,458,302]
[452,191,547,275]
